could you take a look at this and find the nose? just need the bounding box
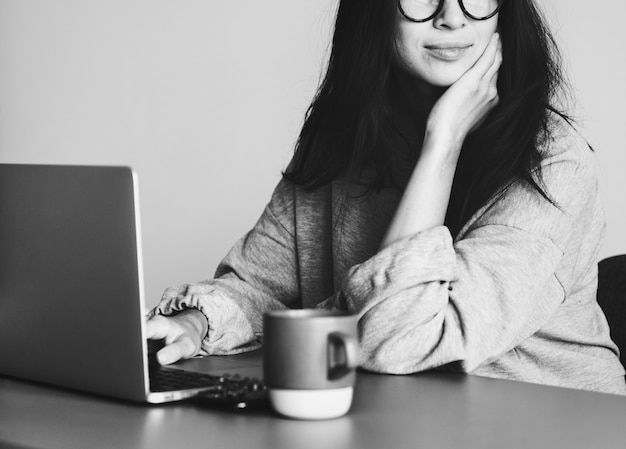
[433,0,467,30]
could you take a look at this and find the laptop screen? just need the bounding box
[0,164,149,401]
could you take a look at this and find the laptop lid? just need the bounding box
[0,164,150,401]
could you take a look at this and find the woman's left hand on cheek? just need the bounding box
[425,32,503,150]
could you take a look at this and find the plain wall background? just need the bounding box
[1,0,624,308]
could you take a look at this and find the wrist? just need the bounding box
[421,130,462,166]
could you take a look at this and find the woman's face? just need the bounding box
[394,1,499,87]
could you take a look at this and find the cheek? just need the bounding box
[393,26,426,71]
[465,22,499,66]
[393,43,430,82]
[478,20,499,49]
[480,29,498,48]
[393,38,415,70]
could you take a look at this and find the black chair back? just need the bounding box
[597,255,626,368]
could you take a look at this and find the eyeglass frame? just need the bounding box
[397,0,503,23]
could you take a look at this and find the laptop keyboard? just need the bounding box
[149,361,266,405]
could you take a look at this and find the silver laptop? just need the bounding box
[0,163,263,404]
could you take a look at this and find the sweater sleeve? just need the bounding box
[337,132,601,374]
[149,180,299,355]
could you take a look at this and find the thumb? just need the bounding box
[145,315,172,340]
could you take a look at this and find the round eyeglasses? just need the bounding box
[398,0,502,23]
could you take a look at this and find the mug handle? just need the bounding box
[327,332,358,380]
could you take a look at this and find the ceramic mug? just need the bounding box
[263,309,359,420]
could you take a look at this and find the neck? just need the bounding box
[389,66,445,147]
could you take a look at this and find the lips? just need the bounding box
[424,43,473,61]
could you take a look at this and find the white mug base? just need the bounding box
[269,387,354,420]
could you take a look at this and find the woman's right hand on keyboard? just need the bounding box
[145,309,208,365]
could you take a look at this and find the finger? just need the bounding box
[471,33,500,77]
[484,70,499,107]
[489,66,499,89]
[145,315,172,340]
[156,335,197,365]
[483,38,503,83]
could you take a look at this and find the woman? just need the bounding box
[147,0,626,394]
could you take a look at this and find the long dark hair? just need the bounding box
[283,0,572,236]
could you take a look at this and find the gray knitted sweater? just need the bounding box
[152,115,626,395]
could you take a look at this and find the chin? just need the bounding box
[413,63,470,88]
[423,72,464,87]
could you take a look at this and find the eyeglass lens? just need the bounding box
[399,0,501,22]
